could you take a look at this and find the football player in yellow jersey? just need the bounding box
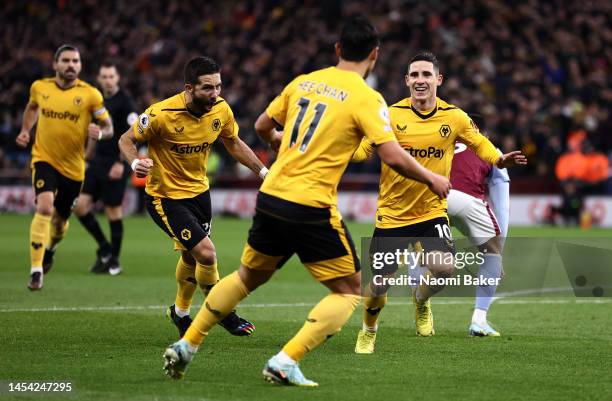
[15,44,113,291]
[162,17,451,386]
[119,56,268,340]
[352,51,526,353]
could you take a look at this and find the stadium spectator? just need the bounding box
[551,139,609,225]
[556,140,609,191]
[1,1,610,185]
[545,179,585,226]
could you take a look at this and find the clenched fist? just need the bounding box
[131,158,154,178]
[88,123,102,140]
[15,130,30,148]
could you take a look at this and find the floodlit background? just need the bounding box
[1,2,611,400]
[1,1,610,221]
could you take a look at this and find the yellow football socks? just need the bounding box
[416,270,440,303]
[183,271,249,348]
[175,257,197,311]
[283,293,360,362]
[29,213,51,267]
[196,262,220,297]
[48,219,69,250]
[363,293,387,331]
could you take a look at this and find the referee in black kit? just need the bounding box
[73,62,138,275]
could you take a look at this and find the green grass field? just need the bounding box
[1,214,611,401]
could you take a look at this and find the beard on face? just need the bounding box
[59,68,77,81]
[192,93,216,109]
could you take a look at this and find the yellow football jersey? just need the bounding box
[261,66,396,208]
[29,78,109,181]
[352,97,500,228]
[133,92,238,199]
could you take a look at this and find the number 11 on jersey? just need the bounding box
[290,97,328,152]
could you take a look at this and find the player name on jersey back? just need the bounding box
[295,80,349,102]
[261,66,396,209]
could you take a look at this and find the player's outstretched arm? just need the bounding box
[496,151,527,168]
[376,141,451,199]
[15,102,39,148]
[118,126,153,178]
[254,112,283,152]
[221,136,269,179]
[465,133,527,169]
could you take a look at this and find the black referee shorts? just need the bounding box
[82,161,130,207]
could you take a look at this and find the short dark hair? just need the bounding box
[408,51,440,73]
[100,61,117,69]
[184,56,220,85]
[338,16,379,62]
[54,44,79,62]
[99,61,119,73]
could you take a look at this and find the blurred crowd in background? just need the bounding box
[0,0,610,192]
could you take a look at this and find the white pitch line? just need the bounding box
[495,286,576,298]
[494,286,612,298]
[0,297,610,313]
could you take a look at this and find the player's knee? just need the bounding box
[73,200,88,217]
[74,194,94,217]
[369,280,390,296]
[430,262,455,278]
[36,202,53,216]
[323,272,361,295]
[190,237,217,266]
[181,251,196,267]
[238,264,274,291]
[105,206,123,220]
[191,248,216,266]
[35,193,54,216]
[481,236,502,255]
[442,264,456,277]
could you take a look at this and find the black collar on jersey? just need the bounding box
[53,80,78,91]
[391,104,457,120]
[410,105,438,119]
[390,104,437,119]
[186,105,205,118]
[161,106,204,119]
[164,99,225,118]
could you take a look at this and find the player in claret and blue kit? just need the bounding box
[449,133,511,337]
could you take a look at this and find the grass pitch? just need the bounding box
[1,214,611,401]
